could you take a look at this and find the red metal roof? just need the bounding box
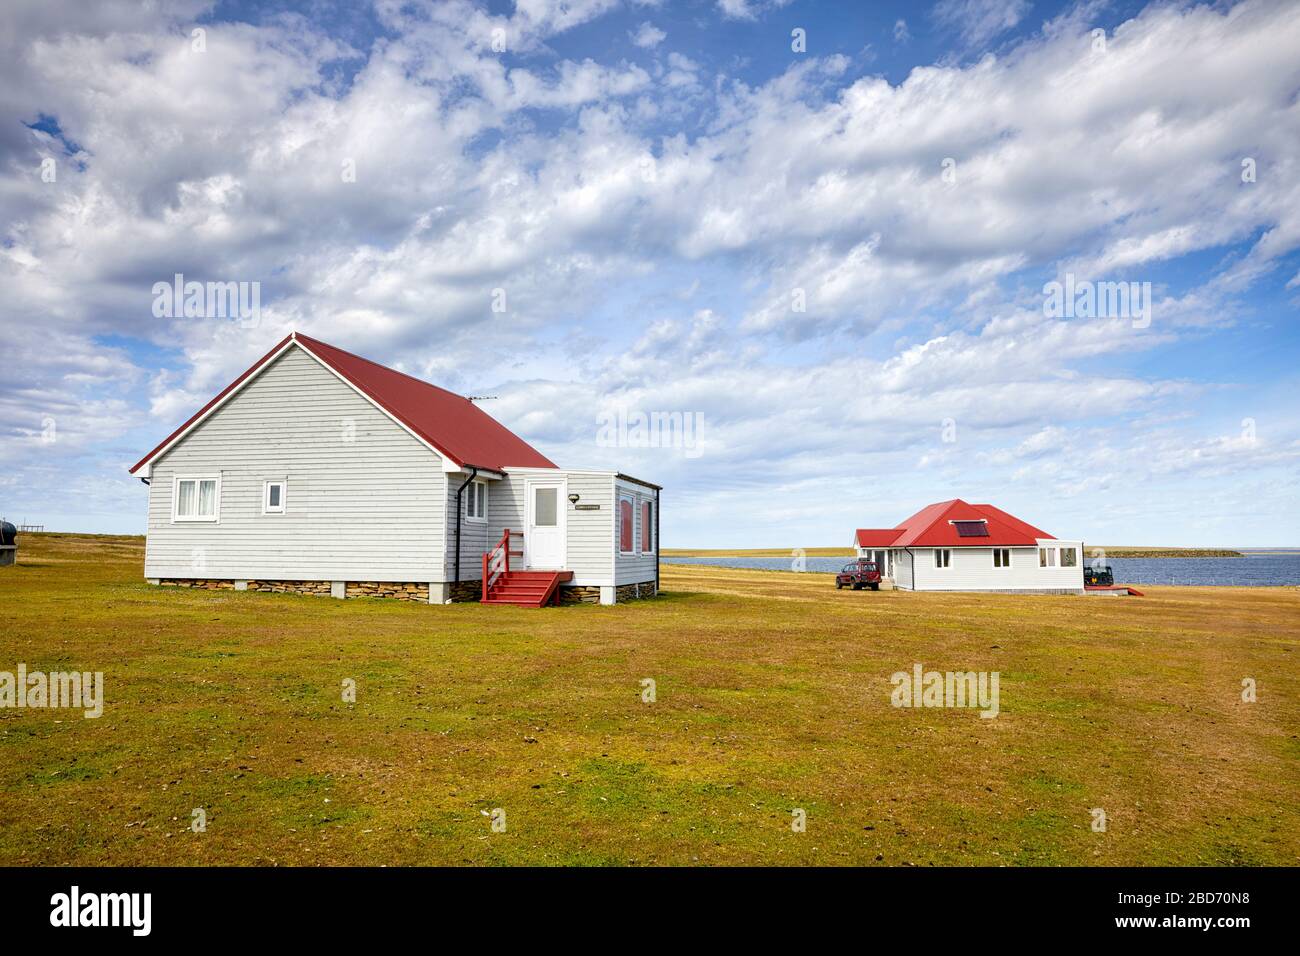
[853,529,902,548]
[855,499,1053,549]
[130,332,557,474]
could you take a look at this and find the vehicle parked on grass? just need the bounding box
[836,559,881,591]
[1083,564,1115,586]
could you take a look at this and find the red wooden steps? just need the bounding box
[482,570,573,608]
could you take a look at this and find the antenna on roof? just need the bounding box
[466,395,498,404]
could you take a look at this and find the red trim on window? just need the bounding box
[641,500,652,552]
[619,498,634,552]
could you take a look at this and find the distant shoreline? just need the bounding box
[662,546,1248,559]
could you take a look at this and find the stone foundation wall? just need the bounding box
[154,577,590,604]
[248,580,332,596]
[558,585,601,605]
[616,580,658,603]
[160,579,237,590]
[448,579,483,603]
[345,582,429,602]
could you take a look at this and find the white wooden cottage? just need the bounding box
[130,332,661,606]
[854,500,1084,594]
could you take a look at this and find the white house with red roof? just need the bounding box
[129,332,660,607]
[854,500,1084,594]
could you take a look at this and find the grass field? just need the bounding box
[2,533,1296,866]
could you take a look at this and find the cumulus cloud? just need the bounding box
[630,21,667,49]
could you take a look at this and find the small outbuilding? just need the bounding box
[854,499,1084,594]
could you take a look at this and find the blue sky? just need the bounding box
[2,0,1298,546]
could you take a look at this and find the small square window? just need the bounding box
[532,486,555,527]
[1061,547,1077,567]
[467,480,488,521]
[263,480,286,514]
[934,549,951,568]
[993,548,1011,568]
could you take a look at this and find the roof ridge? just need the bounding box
[294,332,472,404]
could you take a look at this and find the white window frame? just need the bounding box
[618,493,636,555]
[639,497,655,555]
[993,548,1011,568]
[172,474,221,523]
[466,480,488,523]
[1039,547,1056,567]
[263,479,287,515]
[934,548,951,569]
[1060,546,1078,567]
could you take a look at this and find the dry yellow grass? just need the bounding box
[1,533,1296,865]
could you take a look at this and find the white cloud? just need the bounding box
[630,21,666,49]
[716,0,792,21]
[933,0,1032,48]
[717,0,756,19]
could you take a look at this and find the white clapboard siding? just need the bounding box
[445,471,492,583]
[567,472,616,583]
[893,548,915,589]
[144,344,446,581]
[904,544,1084,592]
[487,472,526,567]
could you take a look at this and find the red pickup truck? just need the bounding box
[835,560,881,591]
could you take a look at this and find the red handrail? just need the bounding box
[482,530,513,601]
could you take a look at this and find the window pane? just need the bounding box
[1061,548,1077,567]
[479,483,488,518]
[177,480,196,516]
[268,484,281,508]
[198,480,217,516]
[620,499,633,551]
[641,501,652,551]
[534,487,557,527]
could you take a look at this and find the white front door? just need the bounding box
[525,480,566,569]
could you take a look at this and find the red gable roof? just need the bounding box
[130,332,557,475]
[854,499,1052,549]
